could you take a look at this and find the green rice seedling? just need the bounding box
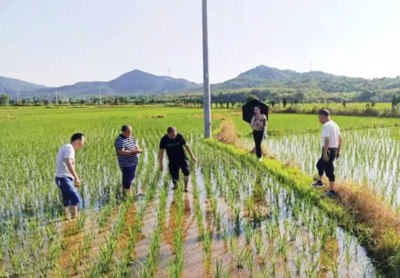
[276,235,289,263]
[114,260,131,278]
[294,248,303,275]
[167,263,180,278]
[70,247,82,274]
[234,248,251,269]
[254,232,263,254]
[222,224,229,244]
[204,231,212,261]
[246,197,254,217]
[244,222,253,245]
[53,263,70,278]
[99,235,118,273]
[45,221,58,242]
[47,238,63,265]
[270,253,277,277]
[214,259,223,278]
[76,210,88,232]
[234,206,242,236]
[82,231,94,257]
[9,248,25,276]
[215,211,222,232]
[229,237,238,254]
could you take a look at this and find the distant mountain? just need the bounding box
[108,70,199,95]
[3,65,400,99]
[214,65,400,93]
[1,70,200,99]
[0,76,46,97]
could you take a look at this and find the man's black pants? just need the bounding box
[169,159,190,185]
[253,130,264,159]
[316,148,337,182]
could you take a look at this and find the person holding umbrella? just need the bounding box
[250,106,268,161]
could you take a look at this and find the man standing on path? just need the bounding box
[55,133,85,219]
[159,127,197,193]
[115,125,143,196]
[312,109,343,198]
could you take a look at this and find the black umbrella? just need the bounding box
[242,100,269,124]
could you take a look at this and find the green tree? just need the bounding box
[342,101,346,108]
[246,94,259,103]
[392,95,398,108]
[282,98,287,108]
[0,94,9,106]
[45,100,49,106]
[371,101,376,107]
[270,100,276,107]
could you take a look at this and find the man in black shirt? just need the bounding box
[159,127,197,192]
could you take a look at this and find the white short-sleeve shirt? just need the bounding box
[321,120,341,148]
[56,143,75,179]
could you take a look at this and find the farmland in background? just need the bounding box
[0,107,393,277]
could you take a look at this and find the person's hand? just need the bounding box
[336,151,341,159]
[74,178,81,188]
[159,164,164,171]
[136,148,143,154]
[192,156,198,164]
[323,153,329,162]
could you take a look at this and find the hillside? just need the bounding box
[1,70,199,98]
[0,76,46,97]
[214,65,400,93]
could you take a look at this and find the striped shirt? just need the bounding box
[115,134,139,167]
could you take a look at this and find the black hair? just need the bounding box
[121,125,130,132]
[318,109,330,117]
[167,127,176,134]
[71,133,84,142]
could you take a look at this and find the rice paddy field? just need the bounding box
[234,114,400,211]
[0,107,398,277]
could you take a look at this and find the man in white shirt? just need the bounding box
[312,109,342,198]
[55,133,85,218]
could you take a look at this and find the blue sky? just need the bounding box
[1,0,399,87]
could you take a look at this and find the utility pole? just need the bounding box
[56,90,58,104]
[202,0,211,138]
[99,88,102,105]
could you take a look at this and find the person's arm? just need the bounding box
[250,116,255,127]
[117,148,141,156]
[66,158,80,186]
[184,144,197,163]
[116,139,142,156]
[263,115,268,128]
[323,138,329,161]
[158,149,164,170]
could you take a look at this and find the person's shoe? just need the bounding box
[258,158,263,162]
[184,188,189,193]
[325,190,338,198]
[312,180,324,187]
